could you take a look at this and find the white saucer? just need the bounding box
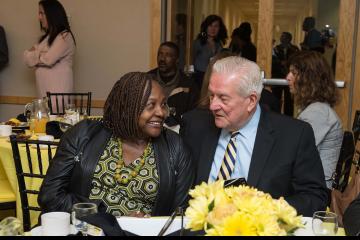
[30,145,57,150]
[30,225,78,236]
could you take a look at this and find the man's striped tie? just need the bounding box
[218,132,239,180]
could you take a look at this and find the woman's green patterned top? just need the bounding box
[89,137,159,216]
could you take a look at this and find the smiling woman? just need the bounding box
[38,72,195,218]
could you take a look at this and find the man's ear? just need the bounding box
[247,92,258,113]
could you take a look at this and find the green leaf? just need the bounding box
[208,200,215,212]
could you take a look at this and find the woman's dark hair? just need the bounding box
[39,0,76,46]
[289,51,339,109]
[197,14,228,45]
[103,72,154,140]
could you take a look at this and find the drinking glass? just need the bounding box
[65,103,76,115]
[312,211,338,236]
[71,203,98,236]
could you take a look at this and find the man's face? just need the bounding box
[157,46,178,75]
[209,72,258,132]
[280,33,289,44]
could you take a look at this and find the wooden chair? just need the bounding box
[46,92,92,116]
[10,135,59,231]
[331,111,360,191]
[332,131,355,192]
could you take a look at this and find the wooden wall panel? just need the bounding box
[150,0,162,69]
[334,0,357,129]
[257,0,274,78]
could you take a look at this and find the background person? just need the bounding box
[192,14,228,89]
[272,32,299,116]
[300,17,324,53]
[181,56,328,217]
[286,51,343,189]
[39,72,194,217]
[23,0,76,98]
[230,22,257,62]
[148,42,199,126]
[0,25,9,70]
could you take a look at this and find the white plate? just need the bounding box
[30,145,57,149]
[117,216,188,236]
[30,225,78,236]
[294,217,314,236]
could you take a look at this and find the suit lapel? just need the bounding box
[197,126,221,184]
[247,109,275,187]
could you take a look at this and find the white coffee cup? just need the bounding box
[41,212,70,236]
[0,125,12,137]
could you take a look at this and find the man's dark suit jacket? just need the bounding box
[180,107,328,217]
[344,193,360,236]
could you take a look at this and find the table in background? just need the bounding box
[0,138,57,228]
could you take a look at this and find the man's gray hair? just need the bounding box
[212,56,263,98]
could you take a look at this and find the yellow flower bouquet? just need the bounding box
[185,181,304,236]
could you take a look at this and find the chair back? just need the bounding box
[10,135,59,231]
[353,110,360,145]
[46,92,92,116]
[332,131,355,192]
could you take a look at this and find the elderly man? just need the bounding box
[149,41,199,126]
[180,56,328,217]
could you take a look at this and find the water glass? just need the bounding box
[312,211,338,236]
[71,203,98,236]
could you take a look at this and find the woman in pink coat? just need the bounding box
[24,0,76,98]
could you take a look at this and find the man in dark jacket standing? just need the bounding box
[149,42,199,126]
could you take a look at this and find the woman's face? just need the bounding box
[286,65,299,94]
[38,5,48,30]
[138,81,168,138]
[207,21,220,39]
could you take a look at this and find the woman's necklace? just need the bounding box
[114,139,152,185]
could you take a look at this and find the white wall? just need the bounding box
[0,0,152,121]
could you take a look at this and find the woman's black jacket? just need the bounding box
[38,119,195,216]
